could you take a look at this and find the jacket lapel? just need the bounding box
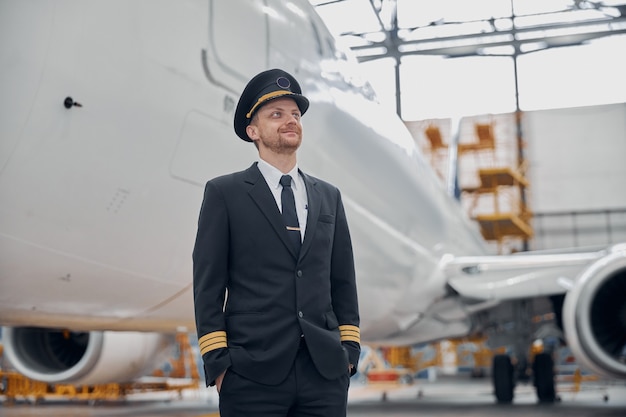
[245,163,299,259]
[300,171,320,260]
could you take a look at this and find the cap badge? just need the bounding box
[276,77,291,89]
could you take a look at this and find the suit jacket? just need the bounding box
[193,162,360,386]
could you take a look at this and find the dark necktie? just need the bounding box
[280,175,301,254]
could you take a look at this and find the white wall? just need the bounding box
[524,103,626,213]
[524,103,626,249]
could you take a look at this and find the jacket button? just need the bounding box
[298,311,303,318]
[297,270,303,278]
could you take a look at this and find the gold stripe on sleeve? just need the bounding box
[339,325,360,343]
[198,331,228,355]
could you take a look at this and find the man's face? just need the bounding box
[246,97,303,155]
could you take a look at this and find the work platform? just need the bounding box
[475,212,534,241]
[463,166,533,242]
[462,167,529,192]
[411,115,533,253]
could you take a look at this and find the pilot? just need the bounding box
[192,68,361,417]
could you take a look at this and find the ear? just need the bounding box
[246,124,259,141]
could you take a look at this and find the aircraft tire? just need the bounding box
[493,354,514,404]
[533,352,556,403]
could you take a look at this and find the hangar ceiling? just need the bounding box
[309,0,626,62]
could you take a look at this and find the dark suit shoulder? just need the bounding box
[206,163,259,188]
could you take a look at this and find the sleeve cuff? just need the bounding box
[339,324,360,343]
[199,331,228,356]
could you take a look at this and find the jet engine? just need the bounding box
[562,245,626,379]
[1,327,175,385]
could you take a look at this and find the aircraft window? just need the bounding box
[331,39,378,102]
[267,1,321,67]
[309,19,323,56]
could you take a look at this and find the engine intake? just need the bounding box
[563,245,626,379]
[2,327,174,385]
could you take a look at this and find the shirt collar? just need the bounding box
[257,158,300,191]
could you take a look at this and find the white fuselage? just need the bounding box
[0,0,487,345]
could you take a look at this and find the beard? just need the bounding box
[259,131,302,155]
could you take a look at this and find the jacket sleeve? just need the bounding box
[330,189,361,376]
[193,180,232,386]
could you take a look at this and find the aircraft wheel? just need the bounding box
[493,354,514,404]
[533,352,556,403]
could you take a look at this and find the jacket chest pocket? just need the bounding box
[318,214,335,224]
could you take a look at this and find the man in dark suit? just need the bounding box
[193,68,360,417]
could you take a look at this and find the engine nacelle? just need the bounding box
[562,244,626,379]
[1,327,175,385]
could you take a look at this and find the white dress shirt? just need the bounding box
[257,158,308,242]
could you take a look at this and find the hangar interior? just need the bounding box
[2,0,626,408]
[310,0,626,255]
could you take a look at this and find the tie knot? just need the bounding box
[280,175,293,188]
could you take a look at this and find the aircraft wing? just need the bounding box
[444,245,616,301]
[444,243,626,380]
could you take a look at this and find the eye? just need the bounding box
[271,111,281,118]
[292,113,301,120]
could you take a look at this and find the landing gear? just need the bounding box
[493,354,514,404]
[488,298,562,405]
[533,352,556,403]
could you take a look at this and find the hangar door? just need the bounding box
[205,0,268,94]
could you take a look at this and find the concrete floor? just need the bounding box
[1,378,625,417]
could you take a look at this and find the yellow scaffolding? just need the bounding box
[458,123,496,154]
[458,118,532,253]
[422,124,449,180]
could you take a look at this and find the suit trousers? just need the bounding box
[218,341,350,417]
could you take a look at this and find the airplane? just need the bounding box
[1,0,625,405]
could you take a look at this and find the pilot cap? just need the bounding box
[234,68,310,142]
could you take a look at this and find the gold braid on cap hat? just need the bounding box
[246,90,294,119]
